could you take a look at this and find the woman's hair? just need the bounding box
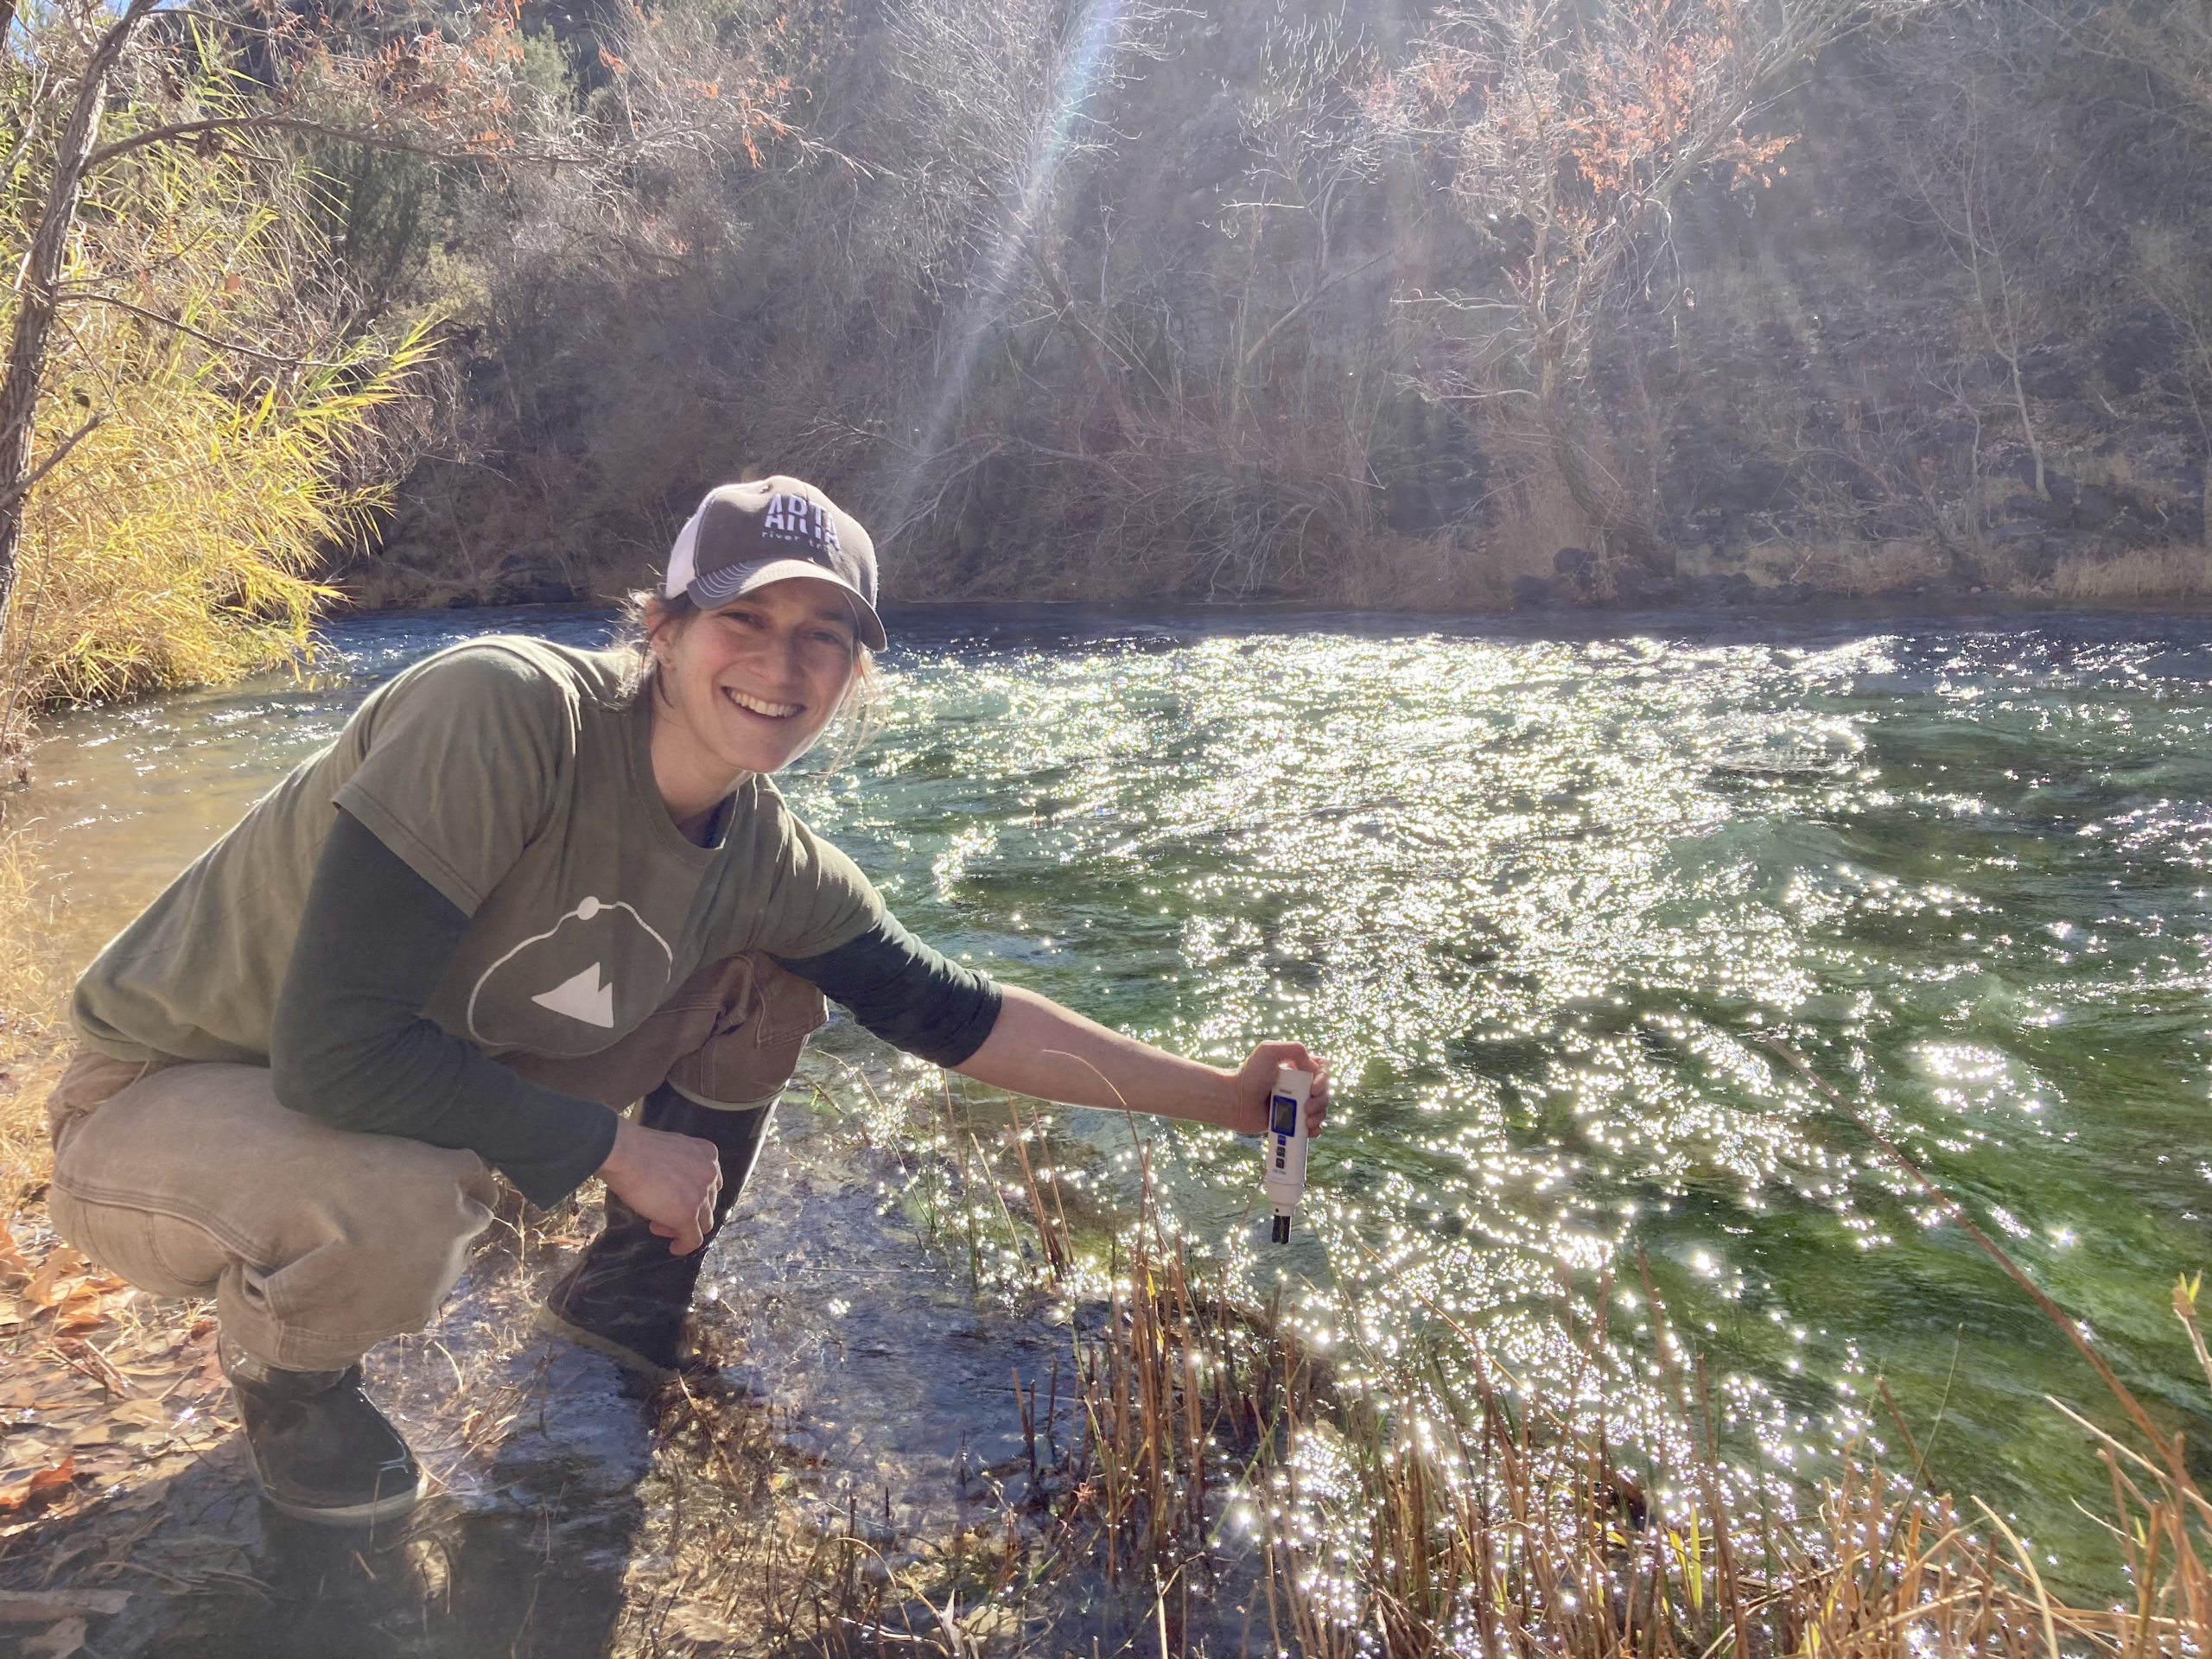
[613,588,693,690]
[614,588,886,771]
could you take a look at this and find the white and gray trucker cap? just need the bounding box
[662,477,886,651]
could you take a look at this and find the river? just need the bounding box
[16,603,2212,1619]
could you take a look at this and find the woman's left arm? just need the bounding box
[773,910,1328,1135]
[953,983,1330,1138]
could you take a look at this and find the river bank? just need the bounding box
[340,548,2212,622]
[0,1063,1178,1656]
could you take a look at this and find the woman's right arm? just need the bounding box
[270,809,721,1252]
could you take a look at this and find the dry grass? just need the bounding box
[2048,545,2212,606]
[1766,537,1960,595]
[919,1065,2212,1658]
[1471,452,1594,590]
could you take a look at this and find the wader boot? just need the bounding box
[535,1084,774,1380]
[220,1335,424,1526]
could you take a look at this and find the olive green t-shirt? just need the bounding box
[72,638,887,1067]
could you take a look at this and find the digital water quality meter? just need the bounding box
[1264,1065,1313,1243]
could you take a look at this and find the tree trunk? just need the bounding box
[1028,243,1135,436]
[0,0,162,649]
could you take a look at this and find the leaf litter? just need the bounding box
[0,1218,232,1535]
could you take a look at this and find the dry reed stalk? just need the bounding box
[2046,545,2212,607]
[1004,1096,1070,1282]
[954,1066,2212,1658]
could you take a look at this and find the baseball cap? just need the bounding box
[662,477,886,651]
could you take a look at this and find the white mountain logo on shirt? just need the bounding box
[465,894,673,1052]
[531,961,615,1028]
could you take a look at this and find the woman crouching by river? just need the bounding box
[42,477,1332,1526]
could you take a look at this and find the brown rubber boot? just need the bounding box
[535,1085,773,1379]
[221,1335,424,1526]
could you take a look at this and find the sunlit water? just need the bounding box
[17,605,2212,1584]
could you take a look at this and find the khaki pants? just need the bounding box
[45,953,824,1373]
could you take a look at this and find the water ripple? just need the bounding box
[23,607,2212,1571]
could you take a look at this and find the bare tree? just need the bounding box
[1222,5,1394,423]
[2081,0,2212,540]
[1391,0,1859,575]
[1894,68,2051,499]
[867,0,1173,538]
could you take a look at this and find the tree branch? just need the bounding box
[87,115,581,173]
[0,0,163,640]
[0,413,104,516]
[1238,248,1392,377]
[54,292,340,368]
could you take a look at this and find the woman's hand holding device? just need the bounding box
[1228,1041,1330,1140]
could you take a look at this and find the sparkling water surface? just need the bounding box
[20,605,2212,1577]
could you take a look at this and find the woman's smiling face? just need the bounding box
[648,577,862,805]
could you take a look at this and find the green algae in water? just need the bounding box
[779,618,2212,1585]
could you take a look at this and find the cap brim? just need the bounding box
[688,557,887,651]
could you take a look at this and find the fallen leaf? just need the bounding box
[108,1399,167,1427]
[3,1385,31,1408]
[0,1456,74,1511]
[22,1249,87,1308]
[0,1217,28,1280]
[22,1615,89,1657]
[67,1423,112,1447]
[0,1588,130,1623]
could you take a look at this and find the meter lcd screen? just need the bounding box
[1269,1093,1300,1137]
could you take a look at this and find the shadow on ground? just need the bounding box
[0,1097,1092,1658]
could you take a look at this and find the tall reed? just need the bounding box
[963,1085,2212,1656]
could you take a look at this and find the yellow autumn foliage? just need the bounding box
[0,49,429,729]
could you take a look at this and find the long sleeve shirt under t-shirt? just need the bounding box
[68,638,1001,1207]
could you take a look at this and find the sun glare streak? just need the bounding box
[883,0,1132,543]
